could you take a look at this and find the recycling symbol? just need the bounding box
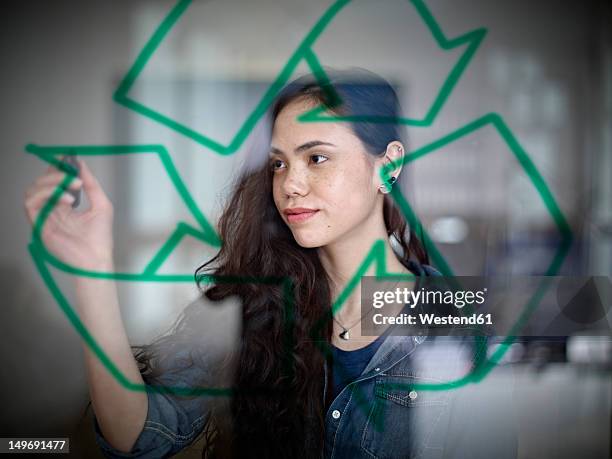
[26,0,572,417]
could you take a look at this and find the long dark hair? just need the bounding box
[135,69,428,458]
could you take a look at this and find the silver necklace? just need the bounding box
[332,306,377,340]
[332,280,400,340]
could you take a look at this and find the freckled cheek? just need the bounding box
[315,177,344,212]
[271,181,283,212]
[318,174,366,226]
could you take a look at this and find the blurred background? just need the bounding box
[1,0,610,457]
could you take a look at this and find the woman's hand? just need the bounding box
[24,158,115,270]
[25,158,151,453]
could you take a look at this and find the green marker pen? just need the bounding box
[61,155,81,208]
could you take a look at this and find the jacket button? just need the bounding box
[332,410,341,419]
[408,390,418,400]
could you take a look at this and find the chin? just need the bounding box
[290,230,329,249]
[293,237,324,249]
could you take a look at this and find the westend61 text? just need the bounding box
[372,313,493,326]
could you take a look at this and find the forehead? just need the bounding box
[271,99,357,148]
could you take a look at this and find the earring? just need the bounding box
[379,176,396,194]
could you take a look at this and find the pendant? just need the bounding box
[339,329,350,340]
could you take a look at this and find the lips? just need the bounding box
[283,208,319,224]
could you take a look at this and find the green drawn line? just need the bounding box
[333,112,573,389]
[300,1,486,125]
[312,111,572,430]
[24,125,571,400]
[24,142,300,396]
[28,240,295,397]
[113,0,485,152]
[114,0,190,97]
[24,0,572,409]
[29,242,140,391]
[26,143,220,278]
[375,113,573,392]
[143,222,210,275]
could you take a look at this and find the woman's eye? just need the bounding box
[310,154,328,165]
[270,159,286,170]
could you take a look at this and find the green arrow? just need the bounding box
[113,0,486,153]
[26,143,220,278]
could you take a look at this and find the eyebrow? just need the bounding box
[269,140,336,156]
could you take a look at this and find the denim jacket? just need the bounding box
[95,263,518,458]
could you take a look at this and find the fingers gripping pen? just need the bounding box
[61,155,81,208]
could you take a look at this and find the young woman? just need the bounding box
[24,69,515,458]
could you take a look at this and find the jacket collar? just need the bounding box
[322,260,435,397]
[362,334,420,375]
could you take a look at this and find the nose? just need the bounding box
[280,165,309,197]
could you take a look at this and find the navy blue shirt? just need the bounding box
[328,260,424,404]
[330,334,385,401]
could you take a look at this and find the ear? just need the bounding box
[375,142,405,194]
